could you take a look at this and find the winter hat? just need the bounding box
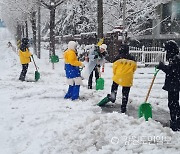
[164,40,179,60]
[21,38,29,45]
[68,41,77,50]
[119,44,129,54]
[99,44,107,51]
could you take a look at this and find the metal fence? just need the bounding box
[129,46,166,66]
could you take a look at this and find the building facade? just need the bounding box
[136,0,180,47]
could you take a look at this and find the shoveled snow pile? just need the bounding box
[42,112,180,154]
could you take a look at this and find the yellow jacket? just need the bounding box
[19,48,32,64]
[112,59,137,87]
[63,49,82,66]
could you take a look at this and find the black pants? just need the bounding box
[19,64,29,81]
[88,66,99,88]
[168,91,180,122]
[110,81,130,112]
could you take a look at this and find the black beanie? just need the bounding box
[21,38,29,45]
[118,44,129,54]
[164,40,179,60]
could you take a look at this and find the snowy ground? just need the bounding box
[1,28,180,154]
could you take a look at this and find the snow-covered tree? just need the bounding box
[54,0,97,36]
[0,0,37,37]
[103,0,171,37]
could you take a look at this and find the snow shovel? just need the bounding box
[97,96,110,106]
[96,67,104,90]
[50,55,59,63]
[31,55,40,81]
[138,67,159,121]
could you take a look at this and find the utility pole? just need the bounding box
[122,0,126,43]
[37,0,41,59]
[97,0,103,40]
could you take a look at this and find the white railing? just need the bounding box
[129,46,166,66]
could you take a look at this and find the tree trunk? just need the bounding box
[31,11,37,55]
[22,25,25,37]
[97,0,103,40]
[37,1,41,59]
[49,6,56,57]
[122,0,126,43]
[25,21,29,38]
[16,24,23,49]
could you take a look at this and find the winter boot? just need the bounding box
[88,85,92,89]
[107,94,116,103]
[64,85,73,99]
[71,85,80,100]
[170,120,178,131]
[19,77,25,81]
[121,101,127,113]
[19,74,25,81]
[121,95,129,113]
[121,106,127,113]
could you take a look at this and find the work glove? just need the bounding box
[156,61,164,70]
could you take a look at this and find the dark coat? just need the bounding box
[157,55,180,91]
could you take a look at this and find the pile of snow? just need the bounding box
[41,113,180,154]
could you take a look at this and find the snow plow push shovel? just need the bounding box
[138,67,159,121]
[97,96,110,106]
[96,66,104,90]
[31,55,40,81]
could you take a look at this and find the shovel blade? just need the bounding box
[50,55,59,63]
[138,102,152,121]
[35,71,40,81]
[96,78,104,90]
[97,96,110,106]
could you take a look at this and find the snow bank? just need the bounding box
[42,112,180,154]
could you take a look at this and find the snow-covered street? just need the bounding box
[1,28,180,154]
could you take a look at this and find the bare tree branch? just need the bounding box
[137,16,171,35]
[40,0,50,9]
[55,0,66,7]
[55,0,66,8]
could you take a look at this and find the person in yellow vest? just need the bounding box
[19,38,32,81]
[99,44,137,113]
[63,41,84,100]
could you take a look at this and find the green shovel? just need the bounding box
[96,66,104,90]
[50,55,59,63]
[138,67,159,121]
[31,55,40,81]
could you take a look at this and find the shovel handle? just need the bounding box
[31,55,38,71]
[145,68,159,102]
